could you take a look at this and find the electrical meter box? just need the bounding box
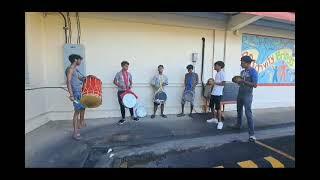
[64,44,86,79]
[192,53,199,62]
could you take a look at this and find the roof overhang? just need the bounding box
[241,12,295,22]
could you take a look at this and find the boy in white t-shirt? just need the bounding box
[207,61,226,130]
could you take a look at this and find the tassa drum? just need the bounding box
[120,89,138,108]
[232,76,243,83]
[154,91,167,104]
[134,101,147,118]
[183,90,194,102]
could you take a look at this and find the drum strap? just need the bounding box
[76,69,85,79]
[122,70,129,89]
[120,89,138,99]
[155,75,164,94]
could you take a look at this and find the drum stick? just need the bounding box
[25,86,87,107]
[66,95,88,108]
[66,96,79,104]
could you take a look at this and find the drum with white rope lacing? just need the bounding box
[80,75,102,108]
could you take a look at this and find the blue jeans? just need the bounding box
[237,94,254,136]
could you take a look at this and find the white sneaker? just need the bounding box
[249,136,256,142]
[207,118,218,123]
[217,122,223,130]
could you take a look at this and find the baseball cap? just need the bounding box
[241,55,253,63]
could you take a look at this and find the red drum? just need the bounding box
[80,75,102,108]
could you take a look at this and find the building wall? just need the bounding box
[25,12,295,133]
[25,12,49,133]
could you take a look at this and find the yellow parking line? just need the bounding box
[214,166,224,168]
[255,140,295,161]
[237,160,258,168]
[264,156,285,168]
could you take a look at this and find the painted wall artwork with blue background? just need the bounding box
[241,34,295,85]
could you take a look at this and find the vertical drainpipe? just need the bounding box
[223,15,230,75]
[212,30,215,78]
[223,25,228,69]
[41,13,50,120]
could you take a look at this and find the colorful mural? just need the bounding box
[241,34,295,85]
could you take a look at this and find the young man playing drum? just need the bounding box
[231,56,258,142]
[177,64,199,118]
[113,61,139,125]
[151,65,168,119]
[66,54,86,140]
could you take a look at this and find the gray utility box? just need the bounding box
[221,82,239,102]
[64,44,86,79]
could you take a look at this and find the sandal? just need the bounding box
[73,134,81,141]
[72,130,81,141]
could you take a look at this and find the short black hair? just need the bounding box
[69,54,83,63]
[121,61,130,67]
[186,64,194,70]
[214,61,225,69]
[158,65,164,68]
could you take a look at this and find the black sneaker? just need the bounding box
[133,117,139,121]
[151,115,155,119]
[177,113,185,117]
[188,113,194,118]
[118,119,126,125]
[161,114,167,118]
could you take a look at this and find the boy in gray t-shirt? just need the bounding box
[150,65,168,119]
[113,61,139,125]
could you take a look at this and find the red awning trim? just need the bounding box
[241,12,295,22]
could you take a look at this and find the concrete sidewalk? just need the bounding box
[25,107,295,168]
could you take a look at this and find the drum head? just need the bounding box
[80,95,102,108]
[184,91,194,102]
[122,93,137,108]
[232,76,243,83]
[155,91,167,102]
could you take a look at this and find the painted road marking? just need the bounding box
[237,160,258,168]
[264,156,285,168]
[214,156,285,168]
[214,166,224,168]
[255,140,295,161]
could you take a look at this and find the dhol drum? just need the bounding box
[80,75,103,108]
[120,89,138,108]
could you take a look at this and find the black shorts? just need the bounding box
[154,102,159,106]
[209,95,222,110]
